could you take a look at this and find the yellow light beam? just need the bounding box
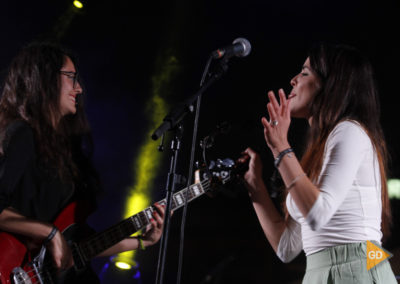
[115,262,132,270]
[73,0,83,9]
[114,55,180,266]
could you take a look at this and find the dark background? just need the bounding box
[1,0,400,283]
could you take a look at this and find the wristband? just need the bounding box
[44,225,58,245]
[138,235,146,250]
[274,148,294,169]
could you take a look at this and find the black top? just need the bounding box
[0,121,96,222]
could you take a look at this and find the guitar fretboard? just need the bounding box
[78,179,213,260]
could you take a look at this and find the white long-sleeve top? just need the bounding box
[276,120,383,263]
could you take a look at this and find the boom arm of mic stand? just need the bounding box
[151,102,192,140]
[151,68,226,141]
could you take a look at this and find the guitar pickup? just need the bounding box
[71,242,87,272]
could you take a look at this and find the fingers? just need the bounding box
[152,203,165,228]
[262,112,274,134]
[237,154,249,163]
[267,89,290,118]
[239,148,261,173]
[278,89,290,118]
[149,217,157,230]
[60,234,73,270]
[268,91,280,114]
[261,116,269,128]
[263,89,290,131]
[152,211,163,226]
[278,89,286,116]
[242,147,258,160]
[153,202,165,218]
[267,102,278,122]
[50,231,73,271]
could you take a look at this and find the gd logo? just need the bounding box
[366,241,393,270]
[368,250,384,259]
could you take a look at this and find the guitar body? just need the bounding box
[0,201,97,284]
[0,232,28,284]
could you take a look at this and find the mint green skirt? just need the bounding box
[303,242,397,284]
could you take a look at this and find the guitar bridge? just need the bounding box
[12,267,33,284]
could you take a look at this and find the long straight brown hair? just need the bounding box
[298,43,391,238]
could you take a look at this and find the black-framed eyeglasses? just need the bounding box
[60,71,79,89]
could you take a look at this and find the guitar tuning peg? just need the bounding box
[222,158,235,168]
[208,160,216,169]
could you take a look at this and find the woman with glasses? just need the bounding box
[239,43,397,283]
[0,42,165,282]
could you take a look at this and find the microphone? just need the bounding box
[211,37,251,59]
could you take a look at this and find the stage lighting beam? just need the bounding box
[73,0,83,9]
[115,262,132,270]
[388,179,400,199]
[114,55,180,267]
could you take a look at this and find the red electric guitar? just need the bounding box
[0,158,238,284]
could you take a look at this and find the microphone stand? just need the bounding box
[155,123,183,284]
[153,57,229,284]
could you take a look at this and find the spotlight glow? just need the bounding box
[388,179,400,199]
[116,55,180,265]
[115,262,132,270]
[73,0,83,9]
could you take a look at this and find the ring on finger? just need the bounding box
[271,120,278,126]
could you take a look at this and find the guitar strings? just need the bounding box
[80,183,209,255]
[22,258,54,275]
[79,218,138,258]
[78,182,211,256]
[22,261,58,283]
[78,180,212,259]
[17,180,215,283]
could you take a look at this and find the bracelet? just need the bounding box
[137,235,146,250]
[44,225,58,245]
[274,148,294,168]
[286,173,306,190]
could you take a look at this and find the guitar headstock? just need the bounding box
[195,158,234,182]
[195,158,242,198]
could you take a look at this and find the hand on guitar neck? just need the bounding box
[97,202,166,257]
[139,202,166,247]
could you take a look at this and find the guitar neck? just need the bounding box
[78,179,211,260]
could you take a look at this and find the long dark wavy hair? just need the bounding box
[0,42,94,184]
[298,43,391,237]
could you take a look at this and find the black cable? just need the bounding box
[176,55,213,284]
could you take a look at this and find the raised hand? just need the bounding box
[261,89,291,157]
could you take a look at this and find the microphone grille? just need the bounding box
[232,37,251,57]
